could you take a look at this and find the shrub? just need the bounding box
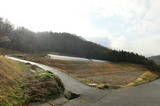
[23,71,65,102]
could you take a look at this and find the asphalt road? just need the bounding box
[93,79,160,106]
[6,56,160,106]
[6,56,109,103]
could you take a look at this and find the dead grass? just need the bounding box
[0,56,31,105]
[126,71,159,87]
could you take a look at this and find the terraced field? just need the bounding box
[12,54,156,87]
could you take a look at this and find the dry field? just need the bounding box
[13,54,158,87]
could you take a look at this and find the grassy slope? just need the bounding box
[0,56,64,106]
[13,54,159,87]
[0,56,30,105]
[126,71,159,87]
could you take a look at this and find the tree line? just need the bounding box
[107,50,159,71]
[0,17,159,71]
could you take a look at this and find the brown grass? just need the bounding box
[126,71,159,87]
[0,56,32,105]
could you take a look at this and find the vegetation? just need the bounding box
[0,56,64,106]
[126,71,159,87]
[0,47,19,55]
[0,17,159,72]
[13,54,156,87]
[22,71,64,103]
[149,55,160,64]
[107,50,160,71]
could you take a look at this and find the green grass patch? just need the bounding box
[37,71,55,81]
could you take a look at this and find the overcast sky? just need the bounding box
[0,0,160,56]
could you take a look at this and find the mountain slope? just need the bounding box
[149,55,160,64]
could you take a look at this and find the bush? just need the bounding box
[22,71,65,102]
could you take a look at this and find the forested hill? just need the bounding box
[0,18,159,71]
[2,27,111,60]
[149,55,160,64]
[0,18,111,60]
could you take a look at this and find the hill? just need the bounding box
[149,55,160,64]
[0,17,159,71]
[0,56,64,106]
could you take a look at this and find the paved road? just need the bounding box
[6,56,160,106]
[62,79,160,106]
[93,79,160,106]
[6,56,109,103]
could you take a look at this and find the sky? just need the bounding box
[0,0,160,56]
